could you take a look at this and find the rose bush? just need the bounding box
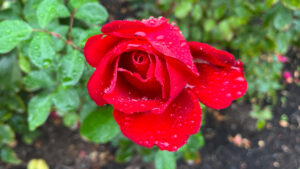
[84,16,247,151]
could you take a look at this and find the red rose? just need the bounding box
[84,17,247,151]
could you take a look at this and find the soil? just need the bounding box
[1,1,300,169]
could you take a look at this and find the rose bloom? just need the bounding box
[84,17,247,151]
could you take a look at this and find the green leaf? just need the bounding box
[281,0,300,10]
[18,53,31,73]
[63,112,79,128]
[174,1,193,19]
[28,32,55,69]
[52,87,80,113]
[0,146,21,165]
[0,20,32,54]
[28,94,52,131]
[24,70,55,91]
[265,0,278,7]
[79,100,97,122]
[23,0,41,28]
[0,54,22,92]
[72,28,88,48]
[75,2,108,25]
[69,0,97,8]
[204,19,216,32]
[37,0,69,28]
[273,4,293,30]
[0,124,14,145]
[58,49,85,87]
[155,151,176,169]
[192,4,202,21]
[80,106,120,143]
[50,26,68,52]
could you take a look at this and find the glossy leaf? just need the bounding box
[75,2,108,25]
[52,87,80,113]
[0,124,14,145]
[0,146,21,165]
[80,106,120,143]
[155,151,176,169]
[28,32,55,69]
[24,70,55,91]
[28,94,52,131]
[0,20,32,53]
[69,0,97,8]
[58,49,85,87]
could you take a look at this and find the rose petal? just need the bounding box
[189,41,236,67]
[101,17,199,76]
[87,55,119,106]
[84,34,121,67]
[190,63,247,109]
[103,72,163,114]
[113,89,202,151]
[152,57,188,114]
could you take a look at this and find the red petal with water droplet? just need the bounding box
[113,89,202,151]
[101,17,198,76]
[189,42,236,67]
[188,42,247,109]
[84,34,121,67]
[103,68,163,114]
[87,55,119,106]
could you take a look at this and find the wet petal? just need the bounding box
[84,34,120,67]
[189,41,236,67]
[103,72,163,114]
[101,17,198,75]
[190,63,247,109]
[113,89,202,151]
[87,55,119,106]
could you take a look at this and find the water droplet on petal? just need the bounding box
[171,21,176,26]
[235,76,245,82]
[128,44,141,48]
[226,93,232,97]
[134,31,146,37]
[172,134,178,139]
[236,91,242,95]
[156,35,164,40]
[223,81,229,85]
[180,42,187,47]
[172,146,178,151]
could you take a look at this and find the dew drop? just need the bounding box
[168,41,173,45]
[171,21,176,26]
[226,93,232,97]
[236,91,242,95]
[235,76,245,82]
[128,44,141,48]
[180,42,187,47]
[156,35,164,40]
[172,146,178,151]
[163,142,169,147]
[190,120,195,124]
[134,31,146,37]
[223,81,229,85]
[172,134,178,139]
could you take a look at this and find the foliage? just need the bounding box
[130,0,300,128]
